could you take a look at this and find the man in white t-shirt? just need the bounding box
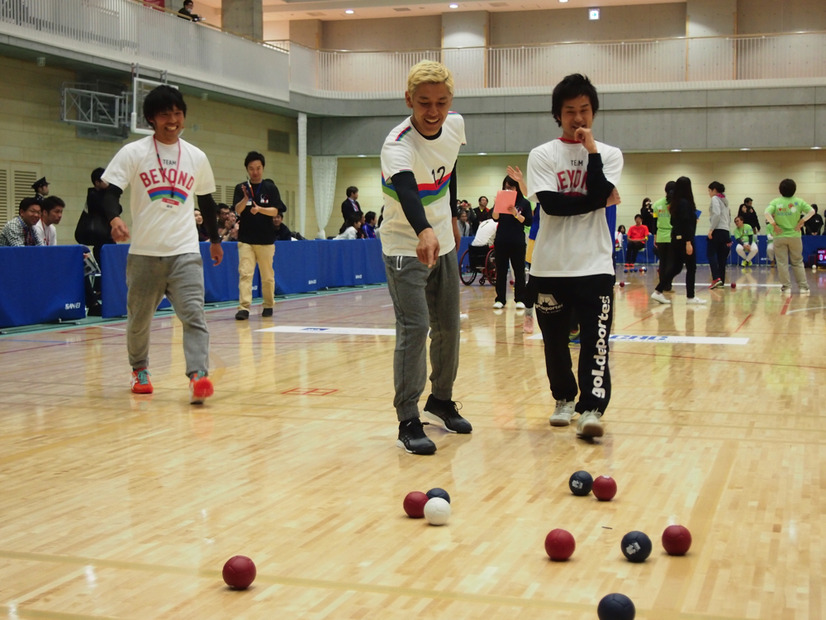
[380,60,471,455]
[34,196,64,246]
[101,85,223,404]
[526,73,623,439]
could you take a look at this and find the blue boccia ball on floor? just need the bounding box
[598,593,636,620]
[621,531,652,563]
[426,488,451,504]
[568,470,593,496]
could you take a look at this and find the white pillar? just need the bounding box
[298,112,307,237]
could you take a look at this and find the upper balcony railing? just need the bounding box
[1,0,823,105]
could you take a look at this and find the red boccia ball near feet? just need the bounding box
[403,491,429,518]
[662,524,692,555]
[592,475,618,501]
[545,528,576,561]
[222,555,257,590]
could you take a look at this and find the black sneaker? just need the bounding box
[397,418,436,455]
[235,309,249,321]
[261,307,273,318]
[423,395,472,434]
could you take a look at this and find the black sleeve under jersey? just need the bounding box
[197,194,221,243]
[537,153,615,217]
[102,184,123,223]
[449,163,458,218]
[391,171,430,235]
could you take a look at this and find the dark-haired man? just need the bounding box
[0,198,42,246]
[101,85,222,403]
[232,150,286,320]
[34,196,64,246]
[526,73,623,439]
[340,186,362,234]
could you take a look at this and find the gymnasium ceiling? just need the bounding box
[195,0,683,22]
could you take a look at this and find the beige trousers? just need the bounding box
[238,242,275,310]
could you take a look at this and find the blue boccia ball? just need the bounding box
[568,470,593,496]
[426,487,451,504]
[598,593,636,620]
[621,531,652,563]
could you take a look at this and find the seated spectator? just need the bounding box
[217,203,231,230]
[626,214,649,267]
[194,208,210,241]
[35,196,65,246]
[273,211,293,241]
[334,212,365,240]
[219,210,239,242]
[614,224,626,262]
[804,204,823,236]
[457,208,472,237]
[738,198,761,233]
[362,211,377,238]
[733,215,758,266]
[0,198,42,246]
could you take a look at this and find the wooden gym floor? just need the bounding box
[0,263,824,619]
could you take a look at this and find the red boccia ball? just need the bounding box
[731,282,736,289]
[592,475,618,501]
[222,555,257,590]
[403,491,429,518]
[619,281,625,288]
[662,524,692,556]
[544,528,576,561]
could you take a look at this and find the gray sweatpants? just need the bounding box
[383,250,460,422]
[126,253,210,377]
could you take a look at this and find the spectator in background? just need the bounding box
[625,214,649,268]
[640,197,656,235]
[232,150,286,320]
[217,203,231,230]
[273,210,293,241]
[194,208,210,241]
[732,215,758,266]
[340,186,362,233]
[0,198,42,246]
[470,195,491,235]
[177,0,202,21]
[334,212,365,239]
[219,210,238,242]
[457,208,472,237]
[804,204,823,236]
[32,177,49,205]
[706,180,731,289]
[84,167,116,264]
[491,171,532,309]
[738,198,760,233]
[765,178,814,294]
[362,211,378,238]
[35,196,64,246]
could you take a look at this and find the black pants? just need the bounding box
[626,240,645,264]
[707,229,730,283]
[655,242,671,290]
[657,240,697,298]
[494,241,527,305]
[531,274,614,414]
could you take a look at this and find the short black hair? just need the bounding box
[365,210,376,223]
[244,151,265,168]
[42,196,65,212]
[779,179,796,198]
[346,186,358,197]
[143,85,186,126]
[91,167,105,184]
[19,197,39,212]
[551,74,599,127]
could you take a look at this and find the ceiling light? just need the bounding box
[449,3,459,8]
[345,9,354,14]
[559,0,568,3]
[670,149,682,152]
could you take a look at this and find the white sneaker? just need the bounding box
[576,410,604,438]
[650,291,671,304]
[523,315,534,334]
[686,297,707,305]
[780,285,790,294]
[493,301,504,309]
[800,288,811,295]
[550,400,575,427]
[515,301,526,309]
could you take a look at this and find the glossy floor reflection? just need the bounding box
[0,264,824,619]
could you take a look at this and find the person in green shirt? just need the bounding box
[652,180,675,292]
[732,216,758,266]
[765,178,814,294]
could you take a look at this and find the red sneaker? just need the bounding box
[131,368,153,394]
[189,371,214,404]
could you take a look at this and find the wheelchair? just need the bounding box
[459,244,496,286]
